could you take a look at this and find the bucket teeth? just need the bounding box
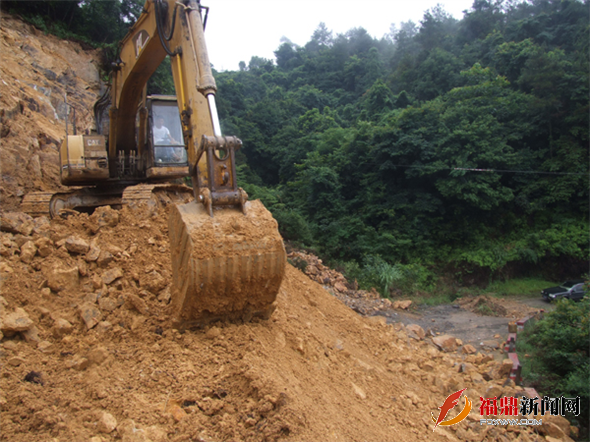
[168,200,286,329]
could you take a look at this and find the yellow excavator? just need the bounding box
[22,0,286,328]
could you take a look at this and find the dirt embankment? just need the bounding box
[0,14,102,212]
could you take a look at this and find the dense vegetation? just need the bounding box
[213,0,589,291]
[518,298,589,437]
[4,0,589,293]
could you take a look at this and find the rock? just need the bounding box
[462,344,477,354]
[393,300,412,310]
[455,338,463,346]
[67,356,90,371]
[140,270,166,294]
[90,206,120,228]
[498,359,514,377]
[95,321,112,333]
[481,340,500,349]
[87,346,109,365]
[484,385,503,399]
[52,318,73,337]
[102,267,123,285]
[85,243,101,262]
[7,356,25,366]
[351,382,366,400]
[157,286,171,303]
[98,297,119,312]
[37,340,53,353]
[97,412,117,433]
[65,236,90,254]
[19,241,37,263]
[539,423,566,439]
[22,325,40,342]
[34,237,53,257]
[432,334,458,352]
[127,294,149,315]
[78,303,102,329]
[1,308,34,332]
[539,415,571,438]
[406,324,425,340]
[0,212,34,236]
[205,326,221,339]
[96,251,113,268]
[45,264,79,292]
[334,282,347,292]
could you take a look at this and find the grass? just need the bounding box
[486,278,557,298]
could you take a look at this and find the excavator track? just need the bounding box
[168,200,286,329]
[122,183,193,207]
[21,184,193,218]
[20,192,55,218]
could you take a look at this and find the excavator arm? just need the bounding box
[111,0,286,328]
[111,0,244,213]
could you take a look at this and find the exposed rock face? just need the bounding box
[0,15,101,211]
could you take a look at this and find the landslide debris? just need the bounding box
[0,204,558,442]
[0,13,567,442]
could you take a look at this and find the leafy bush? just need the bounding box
[342,255,434,297]
[518,298,589,433]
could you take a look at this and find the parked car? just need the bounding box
[541,279,586,302]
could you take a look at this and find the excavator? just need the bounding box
[22,0,286,328]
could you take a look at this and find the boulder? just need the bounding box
[1,307,34,332]
[0,212,34,236]
[85,243,100,262]
[393,300,412,310]
[19,240,37,263]
[78,303,102,329]
[102,267,123,285]
[462,344,477,354]
[90,206,119,228]
[406,324,425,340]
[140,270,166,294]
[97,411,117,433]
[65,236,90,254]
[45,264,79,292]
[432,334,458,352]
[34,237,53,257]
[52,318,74,337]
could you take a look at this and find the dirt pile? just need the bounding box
[0,203,563,442]
[457,295,539,319]
[0,14,102,212]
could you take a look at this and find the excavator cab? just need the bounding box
[144,95,189,179]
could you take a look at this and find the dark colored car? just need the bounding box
[541,280,586,302]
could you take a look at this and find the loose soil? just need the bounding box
[0,13,568,442]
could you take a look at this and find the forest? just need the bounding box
[3,0,589,294]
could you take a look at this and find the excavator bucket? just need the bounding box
[168,200,286,329]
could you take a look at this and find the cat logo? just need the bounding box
[134,30,150,58]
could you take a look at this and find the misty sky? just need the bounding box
[202,0,476,71]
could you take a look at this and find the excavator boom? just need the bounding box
[109,0,287,326]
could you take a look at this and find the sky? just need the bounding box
[202,0,476,71]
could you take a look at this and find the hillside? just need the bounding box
[0,13,574,442]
